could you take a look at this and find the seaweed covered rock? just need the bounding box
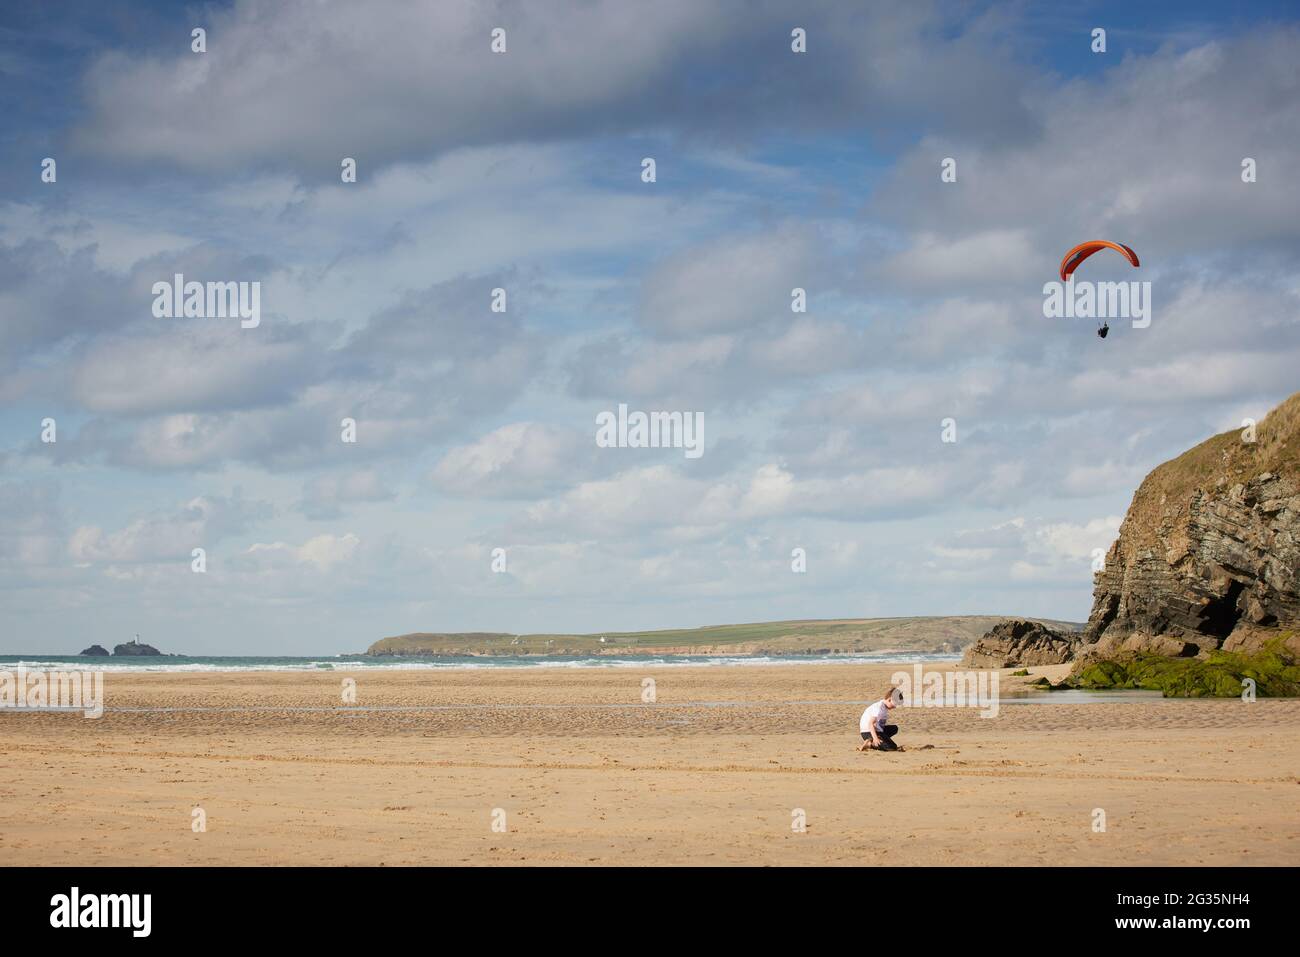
[1070,638,1300,697]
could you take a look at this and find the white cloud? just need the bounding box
[932,515,1121,586]
[247,533,360,571]
[640,226,818,337]
[884,229,1041,286]
[300,470,395,519]
[432,423,593,498]
[68,494,271,564]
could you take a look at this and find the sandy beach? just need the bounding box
[2,662,1297,866]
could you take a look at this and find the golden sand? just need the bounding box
[2,663,1297,865]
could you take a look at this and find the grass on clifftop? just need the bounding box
[1121,389,1300,549]
[1071,637,1300,697]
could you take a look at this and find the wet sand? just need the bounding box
[2,663,1297,865]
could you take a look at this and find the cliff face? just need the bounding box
[1083,391,1300,660]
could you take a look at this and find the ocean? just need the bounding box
[0,651,962,673]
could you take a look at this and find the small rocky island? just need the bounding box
[113,638,162,656]
[81,634,166,657]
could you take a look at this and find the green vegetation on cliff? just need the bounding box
[1118,389,1300,556]
[365,616,1081,657]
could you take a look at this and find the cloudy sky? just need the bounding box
[2,1,1298,655]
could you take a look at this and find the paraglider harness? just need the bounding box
[1097,321,1109,339]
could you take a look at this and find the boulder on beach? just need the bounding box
[960,619,1081,668]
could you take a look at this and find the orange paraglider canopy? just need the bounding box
[1058,240,1140,282]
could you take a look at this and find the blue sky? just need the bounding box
[2,1,1298,654]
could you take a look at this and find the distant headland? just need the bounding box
[363,616,1082,658]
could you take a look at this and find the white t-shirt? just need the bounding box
[860,699,892,734]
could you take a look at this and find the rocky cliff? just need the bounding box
[1080,390,1300,662]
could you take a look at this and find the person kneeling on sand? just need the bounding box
[858,685,903,751]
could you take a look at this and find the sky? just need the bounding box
[1,1,1298,655]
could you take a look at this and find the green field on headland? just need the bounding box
[365,615,1082,657]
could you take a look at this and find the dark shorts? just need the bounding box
[861,725,899,747]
